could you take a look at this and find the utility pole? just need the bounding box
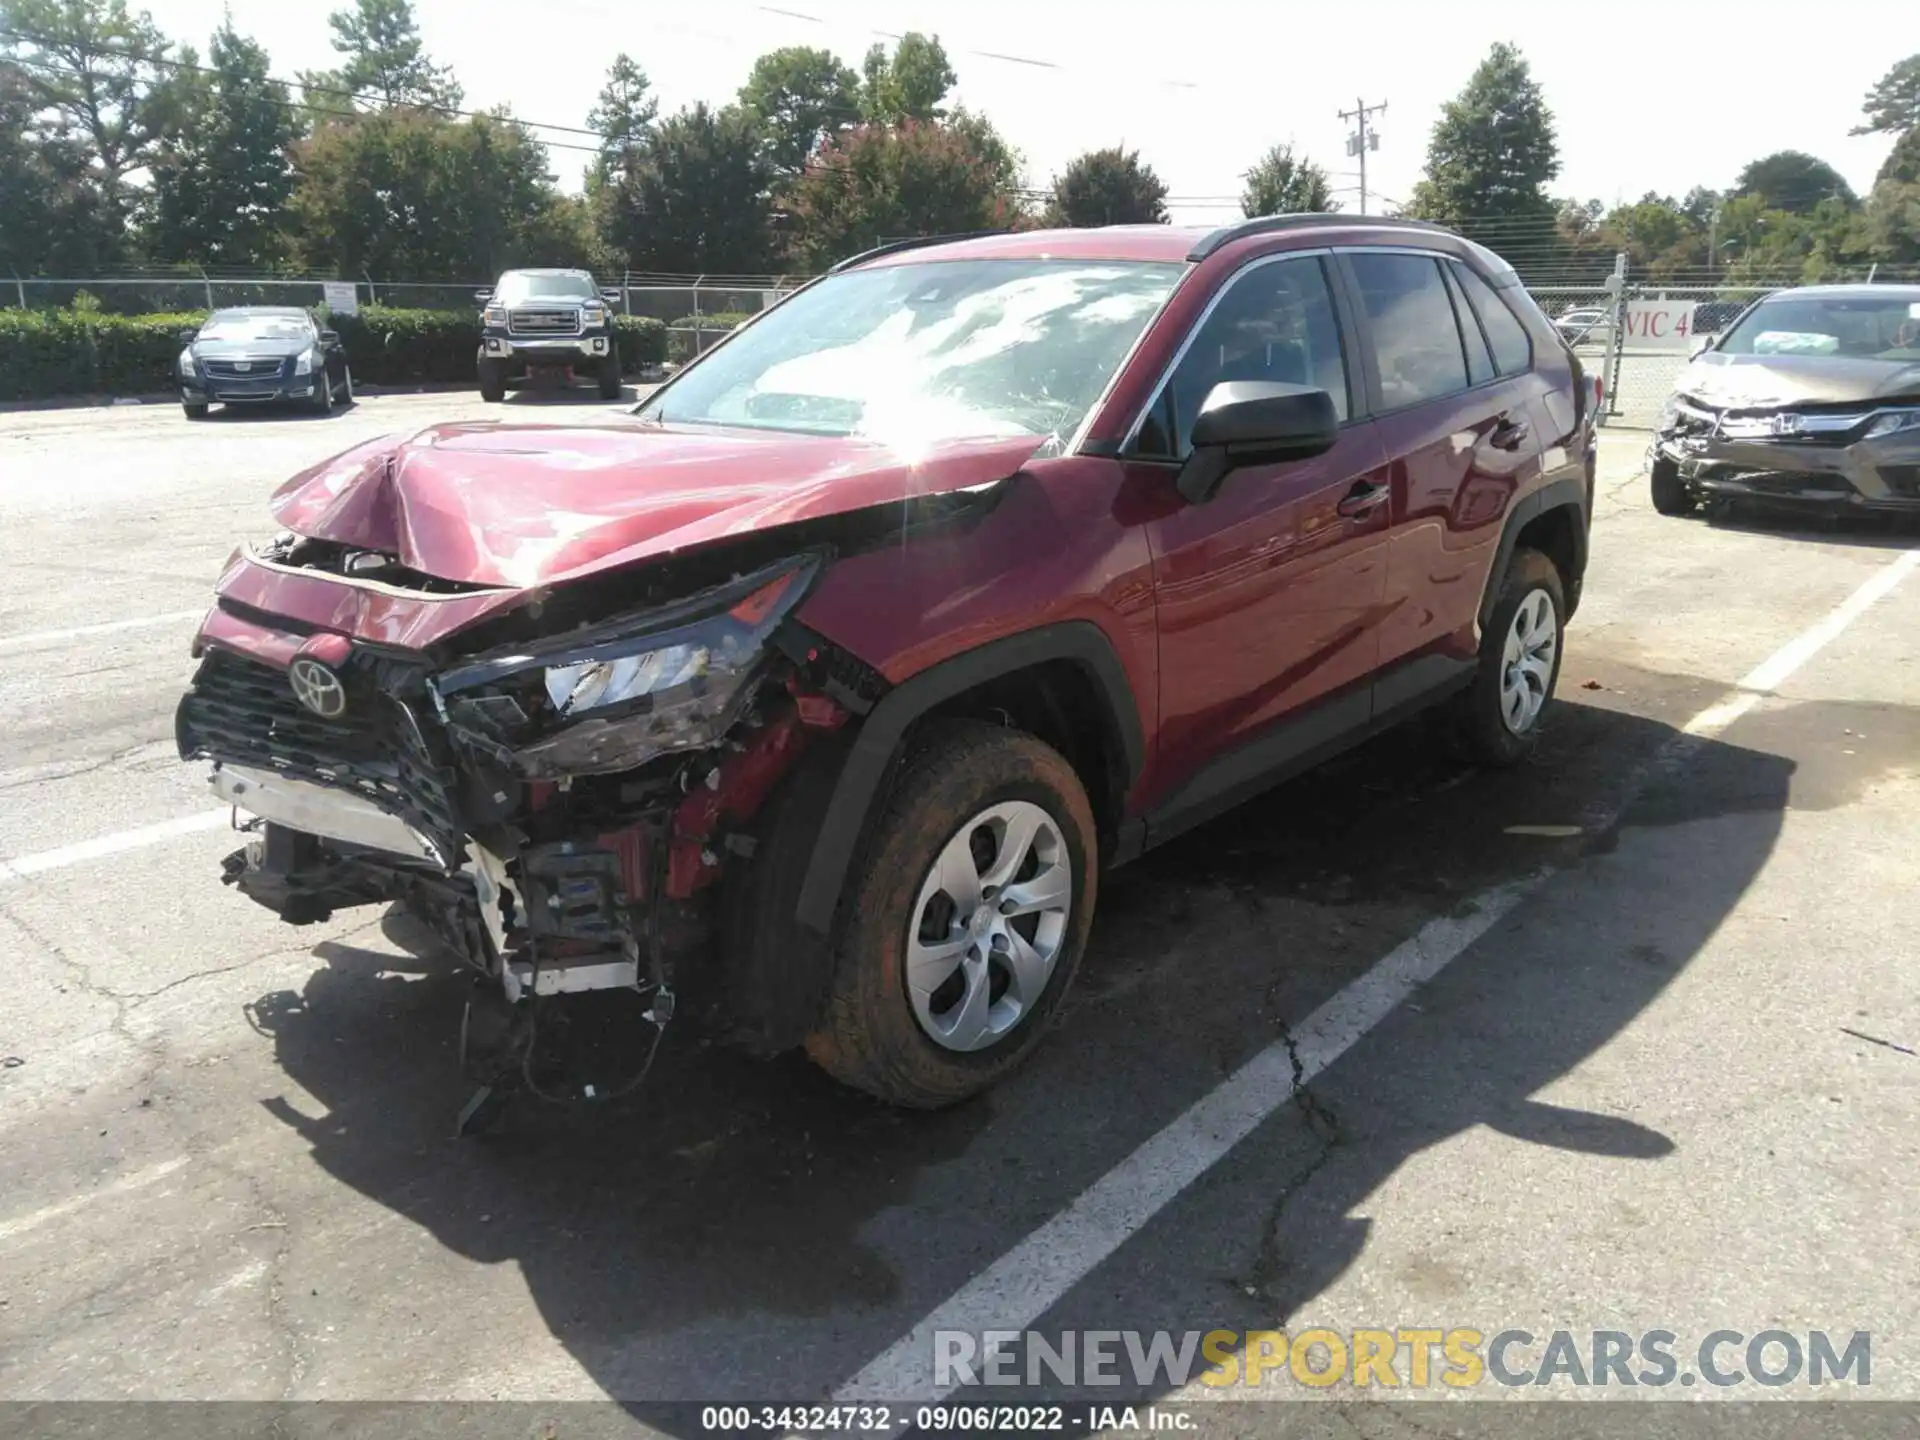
[1340,98,1387,214]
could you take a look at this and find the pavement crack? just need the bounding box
[1238,992,1345,1306]
[0,737,171,793]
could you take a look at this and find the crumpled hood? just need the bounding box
[269,420,1044,589]
[1677,352,1920,410]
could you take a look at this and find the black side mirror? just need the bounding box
[474,289,493,305]
[1176,381,1340,504]
[319,328,340,346]
[600,288,622,305]
[179,328,198,344]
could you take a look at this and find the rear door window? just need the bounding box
[1345,252,1470,408]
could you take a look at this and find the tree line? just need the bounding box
[1401,44,1920,285]
[2,0,1915,285]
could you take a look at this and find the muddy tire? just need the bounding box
[1446,548,1566,768]
[478,358,507,403]
[1650,457,1695,515]
[805,721,1097,1108]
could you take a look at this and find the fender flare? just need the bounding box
[1476,474,1590,630]
[794,621,1145,936]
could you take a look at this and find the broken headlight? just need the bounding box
[1864,409,1920,440]
[433,553,822,777]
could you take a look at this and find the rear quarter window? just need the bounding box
[1451,261,1534,376]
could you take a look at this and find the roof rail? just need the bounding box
[1186,212,1457,262]
[829,231,1006,273]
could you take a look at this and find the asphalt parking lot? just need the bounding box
[2,391,1917,1430]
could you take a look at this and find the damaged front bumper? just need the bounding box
[1649,399,1920,511]
[175,547,873,1071]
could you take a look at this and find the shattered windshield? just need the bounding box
[199,313,313,343]
[639,258,1185,450]
[1718,295,1920,360]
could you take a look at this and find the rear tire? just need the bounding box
[1650,457,1696,515]
[597,355,623,400]
[478,358,507,403]
[1446,548,1566,768]
[805,721,1097,1108]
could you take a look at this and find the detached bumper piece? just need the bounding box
[1652,400,1920,512]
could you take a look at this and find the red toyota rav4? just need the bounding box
[177,217,1596,1118]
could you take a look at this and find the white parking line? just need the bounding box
[0,810,230,883]
[0,609,203,656]
[836,543,1920,1403]
[0,1157,190,1244]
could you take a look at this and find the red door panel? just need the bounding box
[1373,380,1542,670]
[1134,421,1392,807]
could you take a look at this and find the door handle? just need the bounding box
[1490,415,1532,451]
[1336,480,1390,518]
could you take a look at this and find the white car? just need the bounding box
[1555,307,1613,346]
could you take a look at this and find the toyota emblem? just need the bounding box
[289,658,347,718]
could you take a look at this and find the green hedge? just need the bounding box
[668,310,757,330]
[0,308,205,401]
[0,305,668,402]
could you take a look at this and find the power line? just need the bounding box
[0,23,616,152]
[741,2,1202,90]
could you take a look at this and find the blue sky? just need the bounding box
[147,0,1906,221]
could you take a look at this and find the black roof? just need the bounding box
[1186,212,1459,261]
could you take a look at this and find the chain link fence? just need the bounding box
[616,280,802,363]
[8,256,1914,419]
[1523,279,1790,429]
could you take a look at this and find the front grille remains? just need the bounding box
[177,649,465,867]
[507,307,582,337]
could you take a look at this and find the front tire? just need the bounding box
[1650,457,1696,515]
[806,721,1097,1108]
[597,354,623,400]
[310,368,334,414]
[478,358,507,403]
[1447,548,1566,768]
[182,396,209,420]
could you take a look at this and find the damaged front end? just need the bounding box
[176,543,886,1126]
[1649,394,1920,511]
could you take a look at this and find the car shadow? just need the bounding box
[1689,497,1920,546]
[240,677,1827,1411]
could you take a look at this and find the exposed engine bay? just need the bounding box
[176,540,891,1131]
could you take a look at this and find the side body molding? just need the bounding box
[794,622,1145,936]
